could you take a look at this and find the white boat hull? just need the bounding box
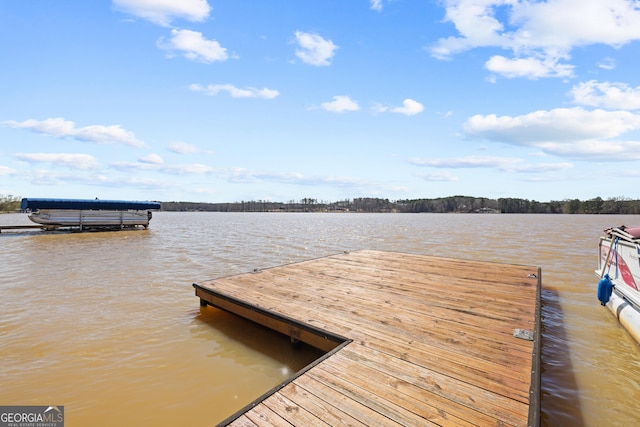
[606,290,640,344]
[28,209,151,228]
[596,231,640,344]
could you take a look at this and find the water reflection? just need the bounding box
[540,288,584,426]
[190,306,325,424]
[192,306,324,374]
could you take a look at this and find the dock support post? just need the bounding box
[199,298,208,307]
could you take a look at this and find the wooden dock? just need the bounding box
[0,224,54,233]
[193,250,541,426]
[0,224,146,233]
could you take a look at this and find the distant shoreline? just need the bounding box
[4,195,639,215]
[159,196,640,215]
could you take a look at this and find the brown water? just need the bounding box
[1,212,639,426]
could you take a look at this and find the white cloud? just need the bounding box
[598,57,616,71]
[0,166,16,176]
[535,139,640,160]
[512,162,575,173]
[111,160,214,175]
[113,0,211,27]
[111,161,159,171]
[167,141,199,154]
[189,83,279,99]
[410,155,573,173]
[226,168,366,187]
[22,169,172,190]
[431,0,640,79]
[570,81,640,111]
[463,107,640,160]
[265,172,363,187]
[393,99,424,115]
[485,55,573,79]
[465,108,640,142]
[74,125,142,146]
[375,99,424,116]
[227,167,258,183]
[161,163,214,175]
[320,96,360,113]
[370,0,383,12]
[14,152,101,170]
[512,0,640,47]
[5,117,75,137]
[139,154,164,164]
[294,31,338,66]
[412,155,521,169]
[4,118,145,148]
[418,171,460,182]
[159,29,227,63]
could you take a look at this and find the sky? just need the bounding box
[2,0,640,204]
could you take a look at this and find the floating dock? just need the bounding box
[194,250,541,426]
[0,224,56,233]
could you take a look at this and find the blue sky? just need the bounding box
[2,0,640,203]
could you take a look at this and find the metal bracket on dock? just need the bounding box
[513,328,534,341]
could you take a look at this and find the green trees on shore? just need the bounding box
[4,193,639,214]
[160,196,640,214]
[0,194,21,212]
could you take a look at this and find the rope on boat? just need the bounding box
[612,238,620,280]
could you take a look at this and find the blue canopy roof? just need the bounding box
[21,198,161,211]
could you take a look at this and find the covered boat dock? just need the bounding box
[20,198,161,211]
[17,198,161,231]
[194,249,542,426]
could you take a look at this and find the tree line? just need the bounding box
[4,194,640,214]
[159,196,640,214]
[0,194,21,212]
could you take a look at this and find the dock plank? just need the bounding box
[194,249,541,426]
[243,405,291,427]
[305,364,436,427]
[262,392,328,427]
[326,348,492,427]
[334,344,528,426]
[228,416,258,427]
[278,383,369,427]
[292,374,403,426]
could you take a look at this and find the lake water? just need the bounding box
[1,212,639,426]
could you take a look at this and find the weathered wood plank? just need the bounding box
[316,350,480,427]
[292,374,403,426]
[330,345,528,425]
[227,415,258,427]
[262,392,328,426]
[278,382,369,427]
[305,365,438,427]
[243,405,292,427]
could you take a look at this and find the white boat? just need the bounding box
[20,198,161,230]
[595,226,640,344]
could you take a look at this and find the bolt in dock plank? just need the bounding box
[193,249,541,426]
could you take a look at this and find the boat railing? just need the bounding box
[604,226,640,244]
